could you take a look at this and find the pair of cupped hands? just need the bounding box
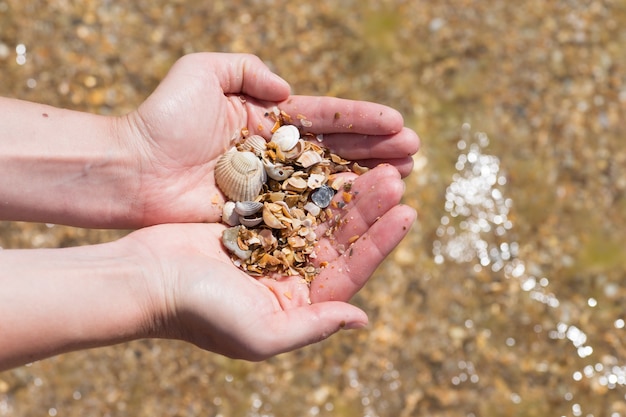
[87,53,418,360]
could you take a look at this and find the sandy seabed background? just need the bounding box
[2,1,626,416]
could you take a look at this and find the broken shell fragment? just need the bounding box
[303,201,321,216]
[281,139,305,160]
[217,109,369,283]
[263,160,295,180]
[262,204,286,229]
[215,148,266,202]
[283,176,308,192]
[271,124,300,151]
[222,226,252,260]
[307,173,326,189]
[222,201,240,226]
[351,162,370,175]
[297,150,323,168]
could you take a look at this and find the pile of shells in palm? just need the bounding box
[216,115,368,283]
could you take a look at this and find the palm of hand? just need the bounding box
[127,55,289,225]
[130,164,414,360]
[121,53,418,227]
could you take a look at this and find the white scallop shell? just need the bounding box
[271,125,300,151]
[239,135,267,156]
[215,148,266,202]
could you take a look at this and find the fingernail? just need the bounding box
[340,320,367,330]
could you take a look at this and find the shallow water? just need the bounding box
[2,0,626,415]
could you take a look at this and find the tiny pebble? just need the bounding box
[311,185,335,208]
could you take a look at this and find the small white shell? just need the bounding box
[215,148,266,202]
[303,201,321,217]
[263,160,295,180]
[222,201,240,226]
[271,125,300,151]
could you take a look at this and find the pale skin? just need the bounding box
[0,53,419,371]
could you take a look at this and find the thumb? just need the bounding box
[211,52,291,101]
[260,302,368,356]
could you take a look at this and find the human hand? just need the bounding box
[127,164,414,360]
[120,52,419,226]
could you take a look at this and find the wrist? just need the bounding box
[0,97,142,228]
[0,239,157,370]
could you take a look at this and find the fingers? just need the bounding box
[351,157,415,178]
[318,126,420,161]
[308,164,417,302]
[278,95,405,135]
[310,204,416,303]
[315,164,405,240]
[275,97,419,170]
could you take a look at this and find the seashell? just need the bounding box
[271,125,300,151]
[310,184,335,208]
[222,201,240,226]
[234,201,263,216]
[239,215,263,227]
[221,226,251,260]
[307,173,326,189]
[303,201,321,216]
[239,135,267,156]
[282,139,305,160]
[263,159,295,180]
[258,229,277,250]
[284,194,300,207]
[215,148,266,202]
[297,150,323,168]
[262,203,286,229]
[267,192,286,202]
[274,200,293,218]
[327,174,347,190]
[288,235,307,249]
[283,176,308,192]
[351,162,370,175]
[245,235,261,246]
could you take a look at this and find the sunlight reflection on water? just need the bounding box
[433,124,626,408]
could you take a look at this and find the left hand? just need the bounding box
[119,52,419,226]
